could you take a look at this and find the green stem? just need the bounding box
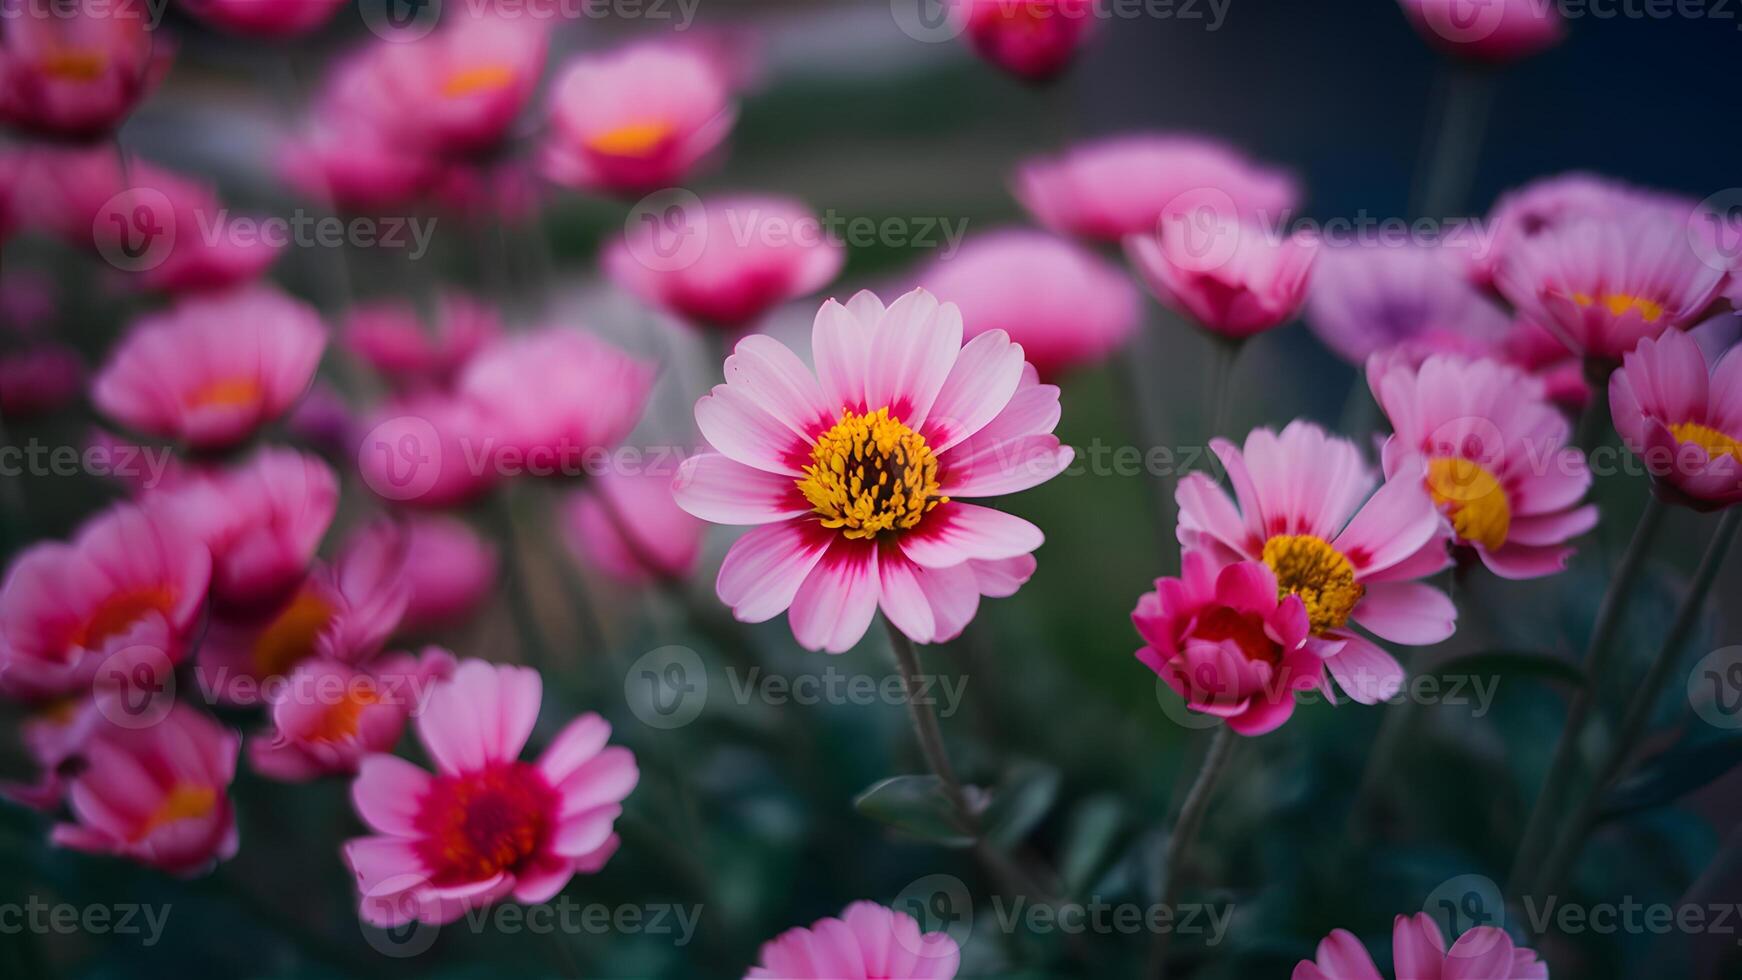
[1150,727,1238,979]
[491,490,555,668]
[1574,358,1619,455]
[1412,61,1495,218]
[1204,335,1242,443]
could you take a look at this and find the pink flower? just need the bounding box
[178,0,349,37]
[958,0,1095,82]
[1014,133,1299,243]
[1133,553,1318,735]
[428,158,543,221]
[0,2,172,140]
[1495,210,1728,362]
[93,286,327,451]
[1126,217,1318,339]
[146,448,339,612]
[249,649,455,782]
[1609,330,1742,509]
[1370,354,1596,578]
[917,228,1139,377]
[357,393,502,508]
[456,328,654,480]
[1475,172,1697,288]
[280,120,443,212]
[1295,914,1547,979]
[0,342,83,418]
[0,698,100,810]
[344,660,639,926]
[1305,241,1510,365]
[51,703,239,877]
[1500,317,1590,412]
[604,194,845,332]
[1175,421,1456,703]
[344,516,497,633]
[672,287,1067,652]
[1396,0,1564,63]
[0,267,55,335]
[563,470,705,586]
[541,41,737,196]
[344,291,501,392]
[0,503,209,700]
[747,900,961,979]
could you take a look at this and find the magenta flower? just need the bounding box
[1396,0,1564,64]
[541,41,737,196]
[563,470,705,586]
[1126,216,1318,339]
[1370,353,1596,578]
[345,516,498,634]
[249,648,455,782]
[1014,133,1299,243]
[1176,422,1456,703]
[0,2,172,140]
[918,228,1139,378]
[51,703,239,877]
[1306,240,1511,365]
[1295,914,1547,979]
[1133,553,1318,735]
[958,0,1095,83]
[673,287,1067,652]
[1476,173,1702,288]
[747,901,960,979]
[1609,330,1742,509]
[0,503,209,700]
[93,287,327,452]
[604,194,845,332]
[344,291,502,392]
[177,0,348,37]
[344,660,638,926]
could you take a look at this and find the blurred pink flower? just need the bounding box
[93,286,326,451]
[1126,217,1318,339]
[0,503,209,700]
[344,291,502,392]
[345,660,638,926]
[0,267,56,335]
[343,515,497,633]
[0,1,172,140]
[0,343,84,418]
[429,158,544,221]
[541,41,737,196]
[357,392,502,508]
[918,228,1139,377]
[958,0,1095,83]
[1499,317,1589,412]
[1396,0,1564,63]
[1305,240,1510,365]
[1475,172,1698,288]
[1610,330,1742,510]
[1013,133,1299,243]
[249,649,455,782]
[178,0,348,37]
[1176,422,1456,703]
[563,470,705,586]
[673,288,1065,652]
[0,698,100,810]
[747,900,961,979]
[1370,353,1596,578]
[1295,914,1547,979]
[604,194,844,332]
[280,120,444,213]
[1133,552,1318,735]
[285,380,358,458]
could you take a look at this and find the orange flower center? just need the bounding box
[1571,291,1666,323]
[1671,421,1742,461]
[797,408,947,540]
[441,63,517,99]
[134,783,217,841]
[72,586,178,653]
[1261,534,1363,636]
[414,762,556,886]
[585,120,673,158]
[1425,456,1512,552]
[40,48,108,82]
[309,684,381,744]
[251,588,337,679]
[184,377,264,411]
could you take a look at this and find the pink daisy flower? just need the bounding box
[1133,552,1319,735]
[0,2,172,140]
[563,469,706,586]
[1126,216,1319,339]
[672,287,1067,652]
[958,0,1095,83]
[51,703,239,877]
[1609,330,1742,509]
[344,516,498,634]
[540,40,738,197]
[604,194,845,333]
[344,660,639,926]
[1305,240,1510,366]
[177,0,349,37]
[0,503,209,701]
[917,228,1139,378]
[747,900,961,979]
[1370,353,1597,578]
[1295,914,1547,979]
[344,291,502,392]
[93,286,327,452]
[1473,172,1685,288]
[249,648,455,782]
[1175,421,1456,703]
[1396,0,1564,64]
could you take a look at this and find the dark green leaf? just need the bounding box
[1059,794,1128,896]
[853,775,975,847]
[982,762,1061,849]
[1601,729,1742,820]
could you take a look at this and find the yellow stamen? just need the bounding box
[1571,291,1666,323]
[797,408,946,540]
[1425,456,1512,552]
[441,63,517,99]
[184,378,264,411]
[1262,534,1364,635]
[40,48,108,82]
[585,120,673,158]
[251,589,336,679]
[135,784,216,841]
[1671,421,1742,461]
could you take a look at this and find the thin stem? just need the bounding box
[491,490,555,668]
[542,924,585,978]
[1412,61,1495,219]
[1150,727,1237,979]
[1528,508,1742,912]
[1507,494,1670,896]
[1115,318,1181,569]
[1574,359,1619,455]
[1204,336,1241,443]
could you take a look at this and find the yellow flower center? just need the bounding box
[1425,456,1512,552]
[585,120,673,158]
[1571,291,1665,323]
[135,784,217,841]
[251,588,336,679]
[1261,534,1364,636]
[797,408,946,540]
[184,377,264,411]
[441,63,517,99]
[1671,421,1742,461]
[40,48,108,82]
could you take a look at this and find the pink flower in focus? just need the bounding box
[1609,330,1742,509]
[249,649,455,782]
[344,291,502,392]
[93,287,327,451]
[1370,353,1596,578]
[1305,240,1511,365]
[604,194,844,332]
[178,0,348,37]
[1133,553,1318,735]
[958,0,1095,83]
[673,288,1067,652]
[1396,0,1564,64]
[0,503,209,700]
[1013,133,1299,243]
[0,343,84,418]
[343,516,497,633]
[1295,914,1547,979]
[918,229,1138,377]
[747,900,961,979]
[357,393,502,508]
[1126,217,1318,339]
[344,660,639,926]
[563,470,705,586]
[541,41,737,197]
[0,2,172,140]
[1175,421,1456,703]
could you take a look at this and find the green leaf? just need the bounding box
[1428,651,1586,690]
[853,775,975,847]
[1601,729,1742,820]
[982,762,1061,849]
[1059,794,1128,896]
